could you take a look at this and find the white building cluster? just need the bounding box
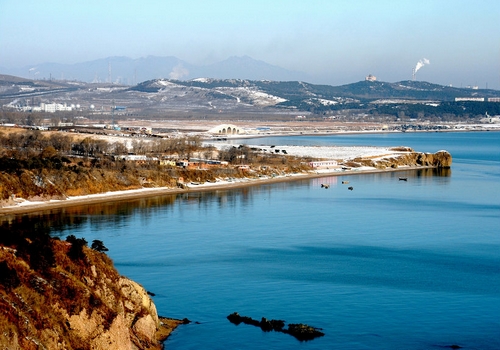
[455,97,485,102]
[6,102,80,113]
[455,97,500,102]
[35,103,75,113]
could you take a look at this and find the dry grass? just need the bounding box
[0,237,138,348]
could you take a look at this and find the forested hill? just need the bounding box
[132,78,500,102]
[129,78,500,117]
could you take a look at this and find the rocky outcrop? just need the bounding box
[62,276,163,349]
[0,239,181,349]
[344,150,452,169]
[227,312,325,341]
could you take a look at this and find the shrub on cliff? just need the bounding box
[66,235,88,261]
[0,218,55,275]
[91,239,109,253]
[0,260,20,290]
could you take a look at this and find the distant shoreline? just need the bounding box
[0,166,433,217]
[0,127,464,217]
[219,127,500,141]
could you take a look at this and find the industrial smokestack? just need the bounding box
[413,58,430,80]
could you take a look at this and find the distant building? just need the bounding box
[488,97,500,102]
[455,97,485,102]
[40,103,73,113]
[365,74,377,82]
[308,160,338,168]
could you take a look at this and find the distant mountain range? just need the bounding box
[1,55,310,85]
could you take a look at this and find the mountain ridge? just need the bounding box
[131,77,500,102]
[2,55,308,85]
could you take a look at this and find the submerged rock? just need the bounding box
[284,323,325,341]
[227,312,324,341]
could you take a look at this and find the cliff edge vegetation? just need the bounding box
[0,218,181,349]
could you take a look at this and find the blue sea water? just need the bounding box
[12,131,500,349]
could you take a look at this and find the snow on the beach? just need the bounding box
[264,145,399,160]
[5,187,171,208]
[208,143,400,161]
[205,141,406,162]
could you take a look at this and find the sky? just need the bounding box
[1,0,499,89]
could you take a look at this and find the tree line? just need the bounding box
[0,129,205,159]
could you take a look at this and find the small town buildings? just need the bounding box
[308,160,338,168]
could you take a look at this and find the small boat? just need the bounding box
[348,186,354,191]
[399,177,408,181]
[342,181,349,184]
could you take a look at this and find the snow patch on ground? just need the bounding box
[156,79,179,87]
[214,87,287,106]
[208,142,402,161]
[317,98,338,106]
[259,145,400,160]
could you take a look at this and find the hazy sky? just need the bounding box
[1,0,499,88]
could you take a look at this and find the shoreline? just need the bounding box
[157,317,185,344]
[225,127,500,140]
[0,166,432,217]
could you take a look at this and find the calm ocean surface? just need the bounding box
[11,131,500,349]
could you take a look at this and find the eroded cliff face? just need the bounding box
[0,240,177,349]
[344,149,452,169]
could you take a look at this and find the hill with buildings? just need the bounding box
[1,74,500,122]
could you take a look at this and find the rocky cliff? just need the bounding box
[343,149,452,169]
[0,237,180,349]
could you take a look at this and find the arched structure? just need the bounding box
[208,124,244,135]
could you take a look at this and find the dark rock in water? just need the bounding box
[284,323,325,341]
[270,319,285,332]
[244,316,260,327]
[227,312,242,325]
[181,318,191,324]
[227,312,323,341]
[260,317,274,332]
[227,312,259,327]
[260,317,285,332]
